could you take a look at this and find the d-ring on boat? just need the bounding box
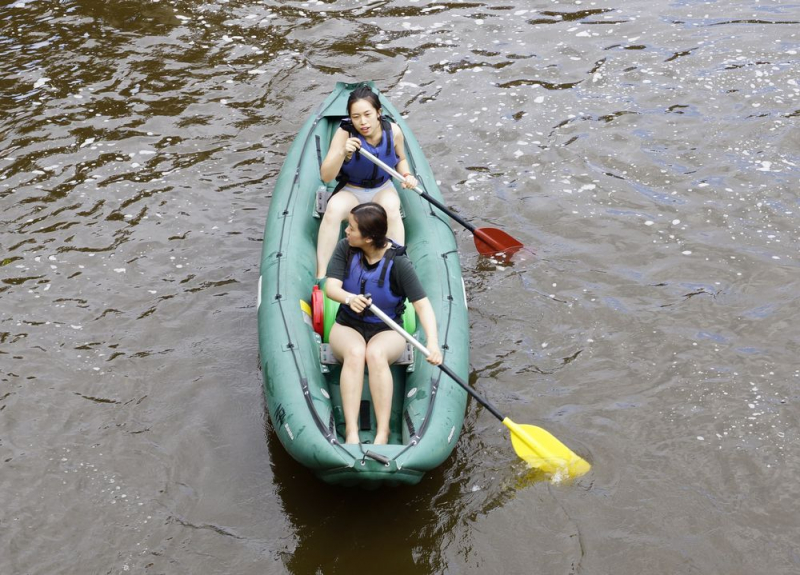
[257,82,469,487]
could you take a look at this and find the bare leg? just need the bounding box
[365,330,407,445]
[316,192,359,278]
[330,323,367,444]
[374,187,404,245]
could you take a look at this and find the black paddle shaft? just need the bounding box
[418,191,478,233]
[437,363,505,423]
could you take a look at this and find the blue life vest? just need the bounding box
[341,243,405,323]
[334,117,399,193]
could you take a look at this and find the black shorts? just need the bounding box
[335,308,393,343]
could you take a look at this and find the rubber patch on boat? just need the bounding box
[359,400,371,431]
[300,300,313,328]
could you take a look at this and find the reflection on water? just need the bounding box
[268,424,448,573]
[2,0,799,573]
[269,403,569,574]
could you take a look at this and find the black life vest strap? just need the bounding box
[377,247,396,288]
[332,176,348,196]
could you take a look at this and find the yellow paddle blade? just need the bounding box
[504,418,591,480]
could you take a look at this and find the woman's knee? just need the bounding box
[375,191,401,213]
[323,194,356,223]
[342,344,366,365]
[321,206,348,226]
[330,325,367,365]
[365,345,390,366]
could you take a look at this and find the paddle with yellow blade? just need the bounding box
[367,303,591,479]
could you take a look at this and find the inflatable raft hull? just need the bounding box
[258,82,469,487]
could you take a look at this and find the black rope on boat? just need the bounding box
[404,411,416,437]
[426,196,451,229]
[403,147,444,227]
[269,88,359,463]
[414,376,440,441]
[413,249,462,441]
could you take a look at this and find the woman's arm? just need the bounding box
[325,278,371,314]
[412,297,442,365]
[392,125,418,189]
[320,128,361,183]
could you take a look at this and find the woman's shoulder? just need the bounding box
[328,127,351,147]
[389,247,414,271]
[332,238,351,256]
[388,242,407,257]
[333,125,351,138]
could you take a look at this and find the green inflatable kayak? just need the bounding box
[258,82,469,487]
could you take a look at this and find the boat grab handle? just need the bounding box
[363,450,391,466]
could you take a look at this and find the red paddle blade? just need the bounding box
[473,227,524,257]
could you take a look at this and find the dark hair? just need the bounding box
[351,202,388,248]
[347,86,381,117]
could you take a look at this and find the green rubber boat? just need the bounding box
[258,82,469,487]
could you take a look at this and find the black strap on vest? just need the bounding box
[332,117,394,196]
[376,248,395,288]
[343,243,405,283]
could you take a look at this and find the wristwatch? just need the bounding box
[345,295,352,306]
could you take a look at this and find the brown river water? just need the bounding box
[2,1,799,573]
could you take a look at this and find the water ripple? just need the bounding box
[2,0,800,573]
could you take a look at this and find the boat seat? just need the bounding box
[314,185,333,218]
[314,184,406,219]
[319,342,415,365]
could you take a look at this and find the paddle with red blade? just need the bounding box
[358,149,524,258]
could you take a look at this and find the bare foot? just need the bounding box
[373,433,389,445]
[345,433,360,444]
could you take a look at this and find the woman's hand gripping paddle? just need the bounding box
[367,304,591,480]
[358,149,525,259]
